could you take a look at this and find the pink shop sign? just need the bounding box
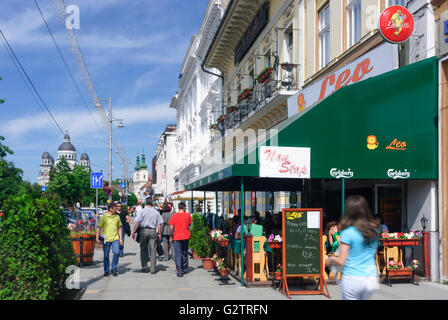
[259,146,310,179]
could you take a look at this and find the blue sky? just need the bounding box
[0,0,208,183]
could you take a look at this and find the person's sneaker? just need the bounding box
[177,273,183,277]
[104,272,110,277]
[112,270,118,276]
[142,268,150,273]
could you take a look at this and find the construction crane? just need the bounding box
[52,0,126,185]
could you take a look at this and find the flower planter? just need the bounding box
[387,268,413,277]
[381,239,420,247]
[219,268,228,277]
[71,234,95,265]
[192,250,201,260]
[269,241,282,249]
[274,271,282,281]
[219,239,229,247]
[202,257,214,270]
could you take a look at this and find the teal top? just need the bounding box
[340,226,378,277]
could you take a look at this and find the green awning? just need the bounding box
[186,57,438,191]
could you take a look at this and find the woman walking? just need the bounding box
[325,195,379,300]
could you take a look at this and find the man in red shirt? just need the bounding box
[169,202,192,277]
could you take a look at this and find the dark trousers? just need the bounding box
[173,239,189,275]
[162,235,175,261]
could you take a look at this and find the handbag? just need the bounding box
[135,226,141,243]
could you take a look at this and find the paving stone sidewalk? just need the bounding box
[77,222,448,301]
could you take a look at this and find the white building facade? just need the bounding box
[170,0,227,213]
[152,124,177,200]
[132,153,150,201]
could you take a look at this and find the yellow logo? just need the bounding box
[297,93,305,112]
[286,211,303,220]
[367,135,379,150]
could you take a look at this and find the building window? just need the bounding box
[347,0,361,47]
[284,24,294,63]
[387,0,406,7]
[319,4,330,69]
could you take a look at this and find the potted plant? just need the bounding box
[274,264,282,280]
[217,258,227,277]
[217,114,226,123]
[387,259,412,276]
[268,234,282,249]
[237,88,253,102]
[280,62,297,72]
[256,67,273,83]
[218,234,229,247]
[380,231,422,246]
[190,213,214,266]
[68,219,96,266]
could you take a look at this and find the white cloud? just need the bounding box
[3,101,175,138]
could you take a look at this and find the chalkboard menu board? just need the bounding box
[282,209,322,276]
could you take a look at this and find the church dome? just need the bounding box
[80,153,89,160]
[58,132,76,152]
[41,151,51,159]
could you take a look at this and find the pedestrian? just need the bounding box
[131,197,163,274]
[116,202,131,257]
[96,202,123,277]
[169,201,192,277]
[161,203,175,261]
[135,200,144,217]
[325,195,380,300]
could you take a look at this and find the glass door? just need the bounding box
[375,184,403,232]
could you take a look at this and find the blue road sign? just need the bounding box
[41,186,47,192]
[120,182,126,189]
[91,172,103,188]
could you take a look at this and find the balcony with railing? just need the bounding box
[210,63,299,140]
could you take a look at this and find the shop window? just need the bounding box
[387,0,406,7]
[319,4,330,69]
[347,0,361,47]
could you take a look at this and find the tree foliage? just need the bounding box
[0,136,23,207]
[47,158,108,208]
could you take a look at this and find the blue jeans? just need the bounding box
[119,226,125,256]
[103,240,120,273]
[173,239,189,275]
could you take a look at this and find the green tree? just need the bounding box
[0,136,24,208]
[47,158,96,207]
[127,193,138,207]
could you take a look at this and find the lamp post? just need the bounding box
[96,97,124,201]
[421,215,428,231]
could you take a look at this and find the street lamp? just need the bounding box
[421,215,428,232]
[96,98,125,200]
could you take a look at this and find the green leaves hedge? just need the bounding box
[189,213,213,258]
[0,194,76,299]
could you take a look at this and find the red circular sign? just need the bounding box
[379,6,414,44]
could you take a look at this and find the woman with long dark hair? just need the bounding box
[325,195,379,300]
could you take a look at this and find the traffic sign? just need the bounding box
[41,186,47,192]
[120,182,126,189]
[91,172,103,188]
